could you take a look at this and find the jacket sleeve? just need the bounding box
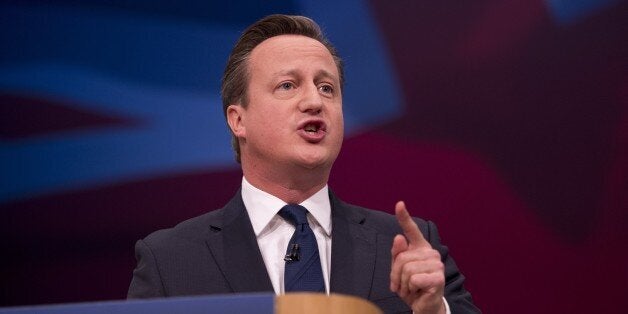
[127,239,167,298]
[425,220,481,313]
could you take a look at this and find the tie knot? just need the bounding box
[279,204,309,226]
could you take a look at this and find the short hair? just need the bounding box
[221,14,344,163]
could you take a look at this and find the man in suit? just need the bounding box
[128,14,480,313]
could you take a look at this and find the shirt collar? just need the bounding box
[241,177,332,237]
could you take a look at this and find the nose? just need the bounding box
[298,83,323,114]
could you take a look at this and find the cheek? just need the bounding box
[333,108,344,134]
[329,109,344,149]
[250,108,289,139]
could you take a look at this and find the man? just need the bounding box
[128,14,479,313]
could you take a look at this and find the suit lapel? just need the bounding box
[329,192,377,300]
[205,191,274,293]
[204,189,379,297]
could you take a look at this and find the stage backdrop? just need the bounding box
[2,1,627,313]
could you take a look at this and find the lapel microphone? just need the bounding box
[284,243,300,262]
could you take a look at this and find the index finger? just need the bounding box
[395,201,430,248]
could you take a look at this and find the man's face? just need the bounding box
[229,34,343,172]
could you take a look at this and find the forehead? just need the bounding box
[248,34,338,77]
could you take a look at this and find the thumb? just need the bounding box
[391,234,408,259]
[390,234,408,292]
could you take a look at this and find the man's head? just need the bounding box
[221,14,344,163]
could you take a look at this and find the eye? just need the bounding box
[319,84,333,94]
[278,82,295,90]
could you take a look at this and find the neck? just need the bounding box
[242,163,330,204]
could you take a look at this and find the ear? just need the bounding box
[227,104,246,139]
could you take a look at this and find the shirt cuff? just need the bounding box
[443,296,451,314]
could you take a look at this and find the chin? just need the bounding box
[295,152,331,170]
[297,158,327,170]
[292,143,341,170]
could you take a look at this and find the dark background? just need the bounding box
[2,1,627,313]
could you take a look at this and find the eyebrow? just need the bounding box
[314,69,338,82]
[273,69,339,83]
[273,69,299,78]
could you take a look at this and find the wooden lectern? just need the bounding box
[277,293,382,314]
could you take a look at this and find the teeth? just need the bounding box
[304,124,318,132]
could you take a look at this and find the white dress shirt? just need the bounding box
[241,177,332,295]
[241,177,451,313]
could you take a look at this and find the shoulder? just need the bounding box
[129,205,232,298]
[141,191,243,248]
[331,195,433,239]
[140,207,223,252]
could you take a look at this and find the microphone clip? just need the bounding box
[284,243,300,262]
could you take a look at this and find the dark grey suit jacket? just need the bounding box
[128,190,480,313]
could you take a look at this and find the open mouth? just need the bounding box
[298,120,327,142]
[304,122,320,133]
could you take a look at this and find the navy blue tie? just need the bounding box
[279,204,325,292]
